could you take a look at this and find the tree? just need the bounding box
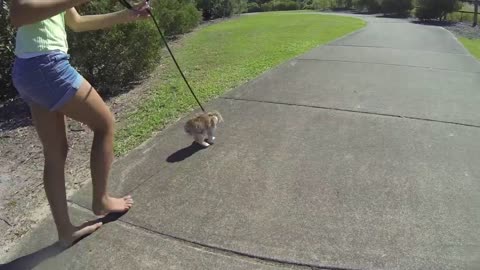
[415,0,461,21]
[474,0,478,27]
[197,0,246,19]
[353,0,381,13]
[380,0,413,16]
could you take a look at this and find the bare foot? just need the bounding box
[58,221,102,247]
[92,195,134,216]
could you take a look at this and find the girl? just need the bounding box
[10,0,150,246]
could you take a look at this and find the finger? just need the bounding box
[133,3,150,14]
[133,1,149,10]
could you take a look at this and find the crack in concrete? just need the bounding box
[70,202,361,270]
[325,44,469,56]
[220,97,480,129]
[296,58,480,74]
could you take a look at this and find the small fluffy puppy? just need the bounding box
[184,111,223,147]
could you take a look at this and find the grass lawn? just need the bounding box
[447,2,477,23]
[460,38,480,60]
[114,12,365,155]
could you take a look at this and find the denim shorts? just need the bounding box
[12,52,84,111]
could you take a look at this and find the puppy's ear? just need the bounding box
[209,111,223,123]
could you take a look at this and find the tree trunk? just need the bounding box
[474,0,479,27]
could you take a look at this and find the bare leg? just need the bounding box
[30,104,102,246]
[194,132,209,147]
[59,80,133,216]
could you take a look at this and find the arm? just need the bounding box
[10,0,90,28]
[65,2,150,32]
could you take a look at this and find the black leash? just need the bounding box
[118,0,206,112]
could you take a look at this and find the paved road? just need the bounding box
[2,14,480,270]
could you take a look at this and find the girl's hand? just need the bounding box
[125,1,151,22]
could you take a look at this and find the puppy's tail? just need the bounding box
[184,120,194,135]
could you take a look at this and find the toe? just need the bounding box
[80,221,103,231]
[80,220,102,228]
[67,221,103,245]
[92,222,103,230]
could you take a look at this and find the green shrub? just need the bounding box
[247,0,270,5]
[67,1,162,97]
[303,4,314,9]
[260,1,274,11]
[447,11,475,23]
[153,0,201,36]
[312,0,335,10]
[247,2,262,12]
[334,0,354,9]
[197,0,246,19]
[232,0,248,13]
[251,0,300,11]
[274,0,299,10]
[310,0,353,10]
[68,26,162,97]
[415,0,461,20]
[353,0,381,13]
[301,0,313,9]
[2,0,201,100]
[380,0,413,16]
[0,2,16,101]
